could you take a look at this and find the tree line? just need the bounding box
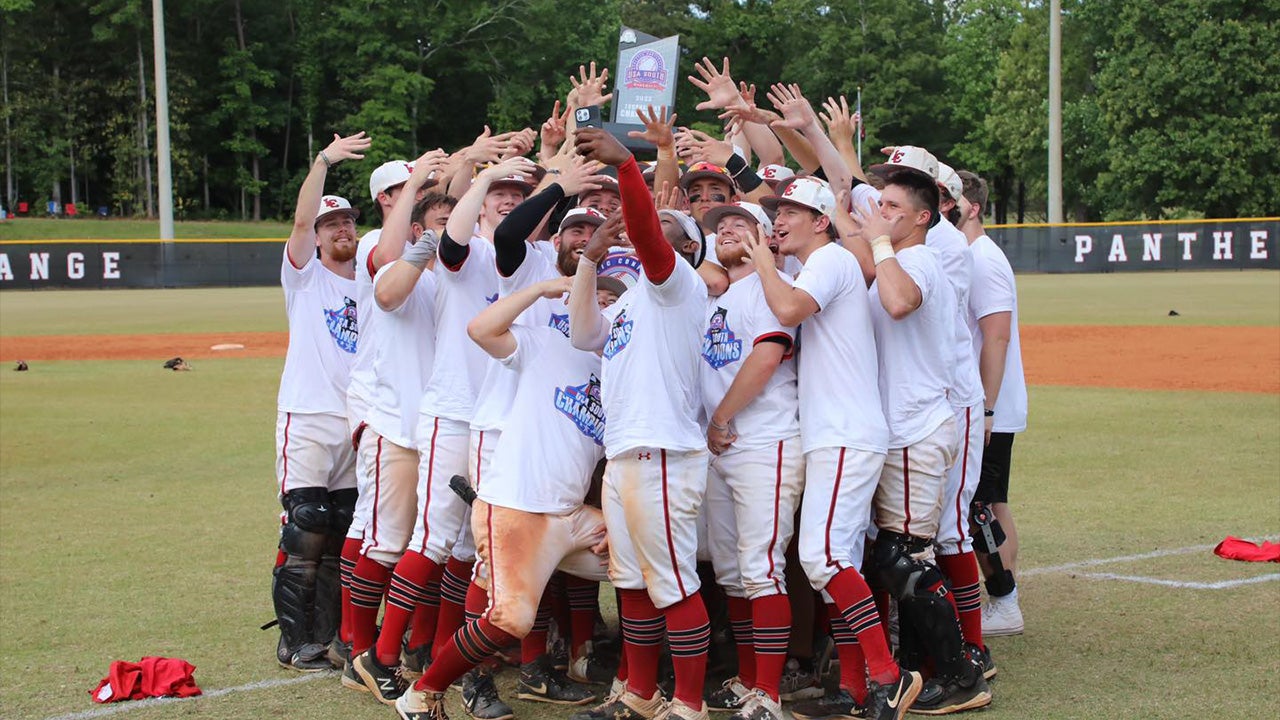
[2,0,1276,226]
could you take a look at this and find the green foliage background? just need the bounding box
[1,0,1277,223]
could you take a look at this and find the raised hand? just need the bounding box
[584,210,626,263]
[409,148,450,186]
[744,221,777,274]
[322,131,372,164]
[627,105,678,149]
[654,180,686,211]
[499,128,538,161]
[674,128,734,168]
[574,127,631,167]
[767,83,819,131]
[850,196,898,242]
[478,156,537,183]
[718,101,781,127]
[819,95,858,148]
[570,62,613,108]
[536,276,574,299]
[540,100,571,162]
[465,126,515,165]
[688,56,744,111]
[555,154,609,196]
[739,81,757,106]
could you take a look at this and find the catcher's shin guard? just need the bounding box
[273,488,330,662]
[313,488,357,649]
[873,530,968,678]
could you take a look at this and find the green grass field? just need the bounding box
[0,218,293,241]
[1,272,1278,720]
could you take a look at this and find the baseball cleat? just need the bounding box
[980,599,1023,637]
[657,699,710,720]
[278,639,332,672]
[402,643,432,679]
[569,688,665,720]
[790,688,866,720]
[964,643,996,681]
[779,658,825,701]
[461,669,514,720]
[568,647,619,685]
[906,667,990,715]
[518,655,598,705]
[706,676,750,712]
[328,639,352,669]
[397,688,450,720]
[727,690,785,720]
[342,660,371,693]
[353,649,408,705]
[864,669,922,720]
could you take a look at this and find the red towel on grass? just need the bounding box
[91,657,202,703]
[1213,536,1280,563]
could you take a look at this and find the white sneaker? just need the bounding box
[982,596,1024,637]
[728,690,784,720]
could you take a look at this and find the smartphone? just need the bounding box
[575,105,603,129]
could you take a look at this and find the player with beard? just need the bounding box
[696,202,802,720]
[272,131,369,672]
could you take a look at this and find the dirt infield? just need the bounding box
[1,325,1277,393]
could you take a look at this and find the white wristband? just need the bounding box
[870,235,895,265]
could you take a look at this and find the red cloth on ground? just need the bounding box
[1214,536,1280,563]
[91,657,201,703]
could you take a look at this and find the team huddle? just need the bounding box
[269,60,1028,720]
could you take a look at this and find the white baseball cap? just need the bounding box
[316,195,360,224]
[702,201,773,236]
[869,145,939,180]
[758,164,796,188]
[936,162,963,202]
[761,176,837,219]
[369,160,413,203]
[558,207,607,233]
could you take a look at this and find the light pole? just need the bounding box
[152,0,175,245]
[1048,0,1063,224]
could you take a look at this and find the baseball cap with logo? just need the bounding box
[558,207,607,233]
[679,162,736,193]
[935,162,963,203]
[761,177,837,219]
[657,209,708,268]
[369,160,414,203]
[868,145,939,180]
[488,171,537,196]
[702,201,774,236]
[316,195,360,225]
[758,164,796,190]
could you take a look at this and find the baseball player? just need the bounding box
[394,273,617,720]
[743,176,921,720]
[849,169,991,715]
[696,202,802,720]
[340,154,447,668]
[954,170,1027,639]
[272,131,370,672]
[347,151,449,703]
[566,128,712,720]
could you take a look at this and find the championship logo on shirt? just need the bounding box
[549,312,571,338]
[701,306,742,369]
[603,309,633,359]
[325,296,358,353]
[555,373,606,445]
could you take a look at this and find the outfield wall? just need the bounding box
[0,218,1276,289]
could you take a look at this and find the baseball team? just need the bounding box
[269,60,1027,720]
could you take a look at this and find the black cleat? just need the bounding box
[865,670,922,720]
[790,688,866,720]
[402,643,432,679]
[907,667,990,715]
[354,649,408,705]
[462,669,514,720]
[964,643,996,681]
[569,688,664,720]
[518,655,598,705]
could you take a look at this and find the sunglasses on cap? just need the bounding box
[689,193,728,204]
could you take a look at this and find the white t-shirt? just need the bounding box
[791,243,889,454]
[853,183,982,408]
[365,263,437,447]
[600,259,708,458]
[418,236,499,423]
[699,271,799,453]
[346,229,381,422]
[968,235,1028,433]
[470,245,570,432]
[867,244,956,448]
[278,249,358,416]
[479,325,605,513]
[927,218,984,409]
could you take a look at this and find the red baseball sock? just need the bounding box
[936,552,984,649]
[827,604,869,703]
[375,551,440,666]
[565,576,599,657]
[415,616,516,693]
[407,566,443,649]
[433,557,473,660]
[619,589,664,698]
[726,595,755,688]
[752,594,791,701]
[825,568,898,686]
[349,555,392,657]
[339,537,362,643]
[522,589,553,664]
[665,593,710,709]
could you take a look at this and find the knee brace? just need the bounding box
[968,502,1006,555]
[280,487,330,561]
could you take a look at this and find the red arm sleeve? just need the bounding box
[618,155,676,284]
